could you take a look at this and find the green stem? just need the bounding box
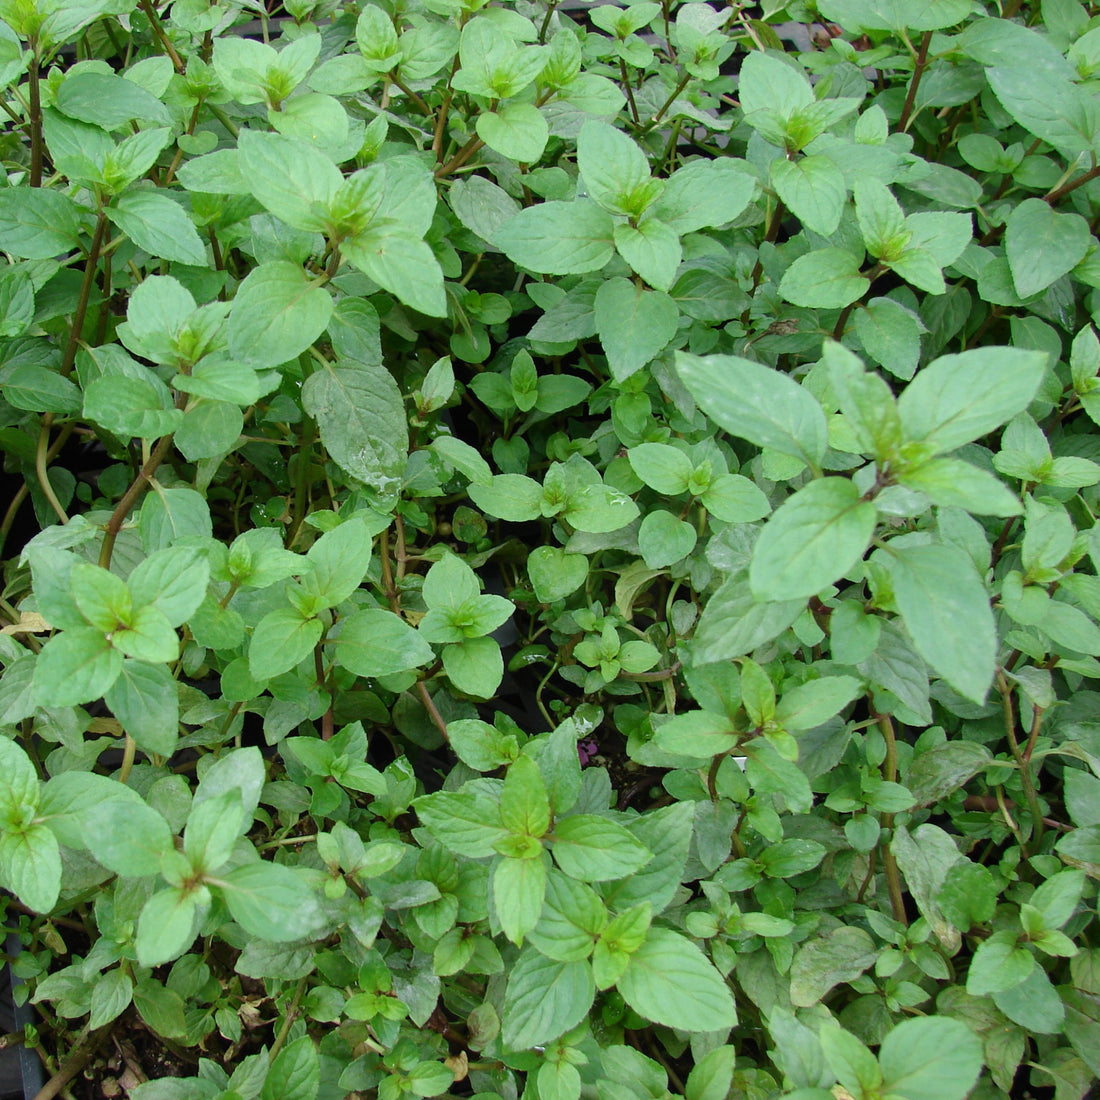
[268,978,309,1061]
[619,58,641,127]
[651,71,690,128]
[996,670,1045,847]
[538,0,559,43]
[35,418,69,525]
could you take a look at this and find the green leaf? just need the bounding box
[492,852,547,945]
[898,457,1022,516]
[112,605,179,663]
[820,1027,882,1098]
[477,102,548,163]
[132,976,187,1040]
[771,155,846,237]
[637,509,696,569]
[789,925,878,1007]
[1005,197,1092,298]
[109,190,206,265]
[469,474,543,522]
[750,478,877,602]
[221,862,323,941]
[527,547,588,602]
[854,178,909,260]
[628,443,693,494]
[301,358,407,495]
[685,1045,737,1100]
[494,200,616,275]
[57,71,171,129]
[249,607,323,680]
[501,950,595,1049]
[594,277,678,382]
[779,248,869,309]
[83,374,182,440]
[88,968,133,1028]
[414,792,508,857]
[135,887,200,967]
[0,824,61,913]
[898,347,1046,455]
[335,608,434,677]
[654,710,738,757]
[854,297,923,381]
[775,676,862,731]
[228,261,334,369]
[0,189,82,258]
[577,120,654,217]
[819,0,971,30]
[104,659,179,757]
[128,546,209,626]
[342,227,446,318]
[985,64,1100,160]
[0,738,38,823]
[238,129,341,232]
[885,544,996,704]
[613,217,682,292]
[33,627,123,707]
[184,790,245,874]
[966,929,1035,995]
[84,799,174,876]
[551,815,651,881]
[261,1036,319,1100]
[618,927,736,1032]
[653,160,756,233]
[446,720,518,772]
[991,964,1064,1034]
[299,516,372,609]
[690,571,803,662]
[677,351,827,467]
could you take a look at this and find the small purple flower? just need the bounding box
[577,739,599,766]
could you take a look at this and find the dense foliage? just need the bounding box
[2,0,1100,1096]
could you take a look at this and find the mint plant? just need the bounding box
[2,0,1100,1098]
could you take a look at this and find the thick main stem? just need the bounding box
[897,31,932,132]
[876,712,908,925]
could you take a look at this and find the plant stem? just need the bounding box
[99,432,175,569]
[996,670,1044,846]
[897,30,932,132]
[118,734,137,784]
[435,133,484,178]
[31,1026,109,1100]
[35,418,69,525]
[27,47,43,187]
[61,209,110,377]
[417,679,449,740]
[538,0,559,43]
[619,58,641,127]
[268,978,309,1060]
[652,71,690,127]
[876,712,908,925]
[1043,163,1100,205]
[139,0,185,73]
